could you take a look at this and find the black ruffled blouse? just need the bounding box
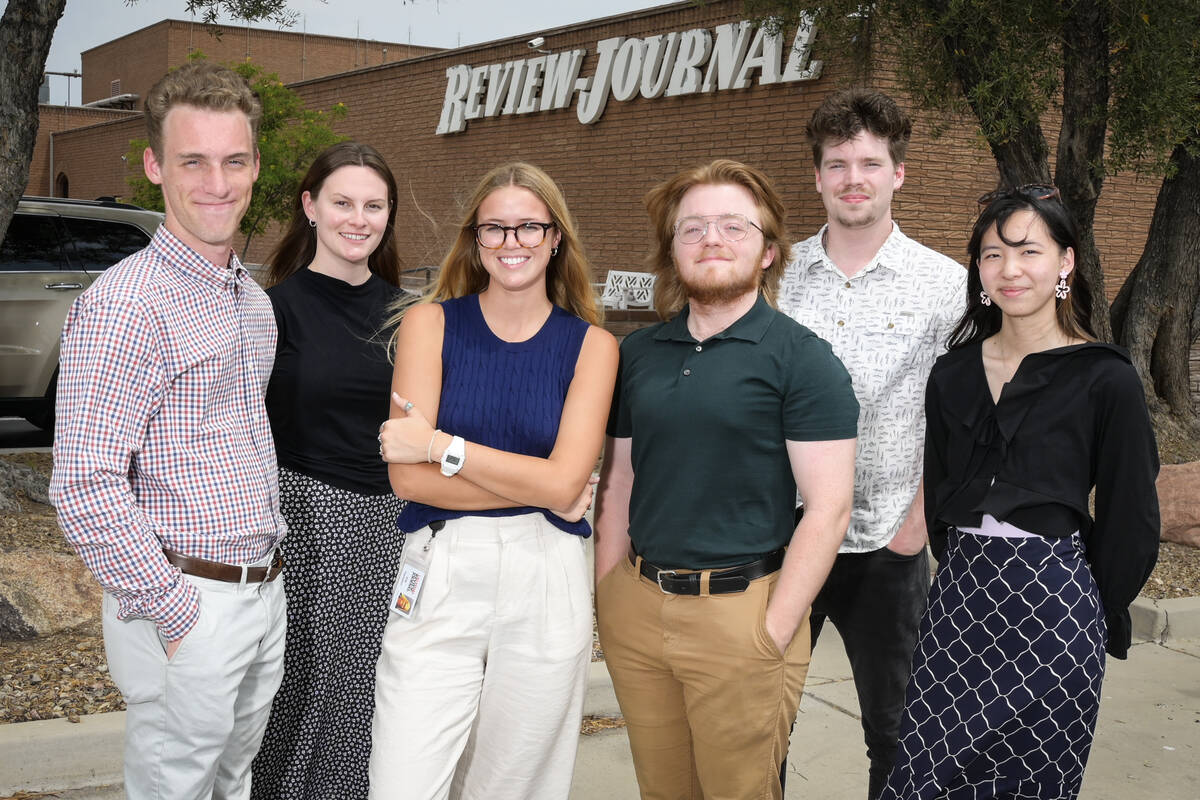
[923,341,1160,659]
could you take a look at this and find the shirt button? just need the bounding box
[695,345,702,352]
[887,322,895,329]
[844,281,851,288]
[837,320,845,327]
[682,368,691,376]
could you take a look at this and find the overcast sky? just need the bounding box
[42,0,669,105]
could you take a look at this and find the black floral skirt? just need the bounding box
[251,468,406,800]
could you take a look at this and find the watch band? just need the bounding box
[440,435,466,477]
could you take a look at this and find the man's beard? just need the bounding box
[680,262,762,306]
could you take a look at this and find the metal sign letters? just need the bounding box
[436,16,821,135]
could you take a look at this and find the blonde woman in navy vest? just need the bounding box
[373,162,618,799]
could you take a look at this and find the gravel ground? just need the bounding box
[2,451,1198,727]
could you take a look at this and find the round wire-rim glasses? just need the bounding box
[673,214,764,244]
[472,222,556,249]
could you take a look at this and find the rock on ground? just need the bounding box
[1157,461,1200,548]
[0,459,50,513]
[0,549,101,641]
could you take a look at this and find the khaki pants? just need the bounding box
[596,555,811,800]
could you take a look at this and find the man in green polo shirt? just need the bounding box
[594,159,859,799]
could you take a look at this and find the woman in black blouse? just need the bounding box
[881,186,1159,800]
[250,142,405,800]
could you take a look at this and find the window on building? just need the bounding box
[110,79,120,97]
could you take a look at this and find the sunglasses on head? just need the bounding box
[977,184,1061,206]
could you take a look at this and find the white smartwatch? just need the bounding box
[440,435,466,477]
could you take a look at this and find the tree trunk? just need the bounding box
[929,4,1053,187]
[1111,142,1200,420]
[0,0,68,244]
[1055,0,1112,340]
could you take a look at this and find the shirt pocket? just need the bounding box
[858,310,917,355]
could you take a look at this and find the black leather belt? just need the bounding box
[629,548,785,595]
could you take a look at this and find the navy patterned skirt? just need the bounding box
[880,528,1106,800]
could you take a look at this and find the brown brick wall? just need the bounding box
[55,0,1162,301]
[48,116,151,204]
[81,22,170,106]
[27,106,141,197]
[81,19,440,106]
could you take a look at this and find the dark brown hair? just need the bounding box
[807,88,912,167]
[266,141,401,287]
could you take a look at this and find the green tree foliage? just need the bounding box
[127,0,298,27]
[747,0,1200,427]
[128,55,347,260]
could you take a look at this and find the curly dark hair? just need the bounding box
[807,88,912,166]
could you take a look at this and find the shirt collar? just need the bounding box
[654,294,776,344]
[150,225,247,290]
[805,221,906,278]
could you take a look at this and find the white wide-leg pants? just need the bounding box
[369,513,592,800]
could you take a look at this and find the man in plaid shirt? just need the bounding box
[50,62,287,800]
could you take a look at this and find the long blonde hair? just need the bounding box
[643,159,792,319]
[388,163,599,347]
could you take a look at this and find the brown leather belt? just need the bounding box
[164,549,283,583]
[629,548,785,595]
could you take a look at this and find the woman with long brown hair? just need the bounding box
[251,141,406,800]
[373,162,617,798]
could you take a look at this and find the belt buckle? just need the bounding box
[655,569,678,594]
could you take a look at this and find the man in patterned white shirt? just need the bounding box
[50,62,286,800]
[777,88,967,799]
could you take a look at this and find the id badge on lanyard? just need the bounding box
[390,521,442,619]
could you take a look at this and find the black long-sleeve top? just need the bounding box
[923,341,1160,659]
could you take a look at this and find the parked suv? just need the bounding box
[0,196,163,431]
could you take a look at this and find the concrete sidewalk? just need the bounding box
[569,628,1200,799]
[3,626,1197,799]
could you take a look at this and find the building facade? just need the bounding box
[42,0,1165,308]
[80,18,440,106]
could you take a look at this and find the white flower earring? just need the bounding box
[980,290,992,307]
[1055,271,1070,299]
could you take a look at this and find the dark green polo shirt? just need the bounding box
[608,295,858,568]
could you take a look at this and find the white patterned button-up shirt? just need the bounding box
[51,226,284,639]
[778,223,966,552]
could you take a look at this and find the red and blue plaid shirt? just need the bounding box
[51,226,285,640]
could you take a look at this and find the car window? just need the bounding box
[0,214,67,271]
[61,217,152,271]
